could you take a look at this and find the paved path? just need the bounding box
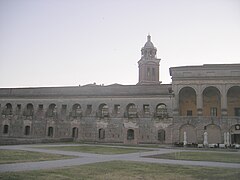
[0,144,240,173]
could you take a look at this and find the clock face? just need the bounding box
[236,124,240,130]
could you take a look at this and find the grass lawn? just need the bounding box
[146,151,240,163]
[0,149,75,164]
[0,161,239,180]
[38,145,149,154]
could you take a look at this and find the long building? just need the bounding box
[1,35,240,145]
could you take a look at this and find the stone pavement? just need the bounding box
[0,144,240,173]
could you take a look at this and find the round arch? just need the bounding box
[179,87,197,116]
[179,124,197,144]
[202,86,221,117]
[227,86,240,116]
[206,124,221,144]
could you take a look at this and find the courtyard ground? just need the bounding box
[0,143,239,179]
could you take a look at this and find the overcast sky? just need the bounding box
[0,0,240,88]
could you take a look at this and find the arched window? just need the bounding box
[3,125,9,134]
[24,104,34,116]
[98,128,105,139]
[127,129,134,140]
[71,104,82,117]
[158,129,165,141]
[47,104,57,117]
[98,104,109,117]
[156,104,168,118]
[179,87,197,116]
[24,126,30,135]
[126,103,137,118]
[2,103,12,115]
[72,127,78,138]
[48,127,54,137]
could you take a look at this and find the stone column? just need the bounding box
[221,87,228,117]
[173,93,179,116]
[196,93,203,116]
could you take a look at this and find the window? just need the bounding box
[152,68,155,80]
[114,104,120,114]
[210,107,217,116]
[62,104,67,113]
[38,104,43,111]
[147,67,150,77]
[86,105,92,115]
[98,128,105,139]
[17,104,21,111]
[127,129,134,140]
[158,129,165,141]
[143,104,150,114]
[48,127,54,137]
[187,110,192,116]
[156,104,168,118]
[235,108,240,117]
[72,127,78,138]
[24,126,30,135]
[3,125,9,134]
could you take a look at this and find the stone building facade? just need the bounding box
[0,36,240,145]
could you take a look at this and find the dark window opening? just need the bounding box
[114,104,120,114]
[24,126,30,135]
[210,107,217,116]
[235,108,240,117]
[86,105,92,115]
[3,125,9,134]
[158,129,165,141]
[98,128,105,139]
[48,127,54,137]
[38,104,43,111]
[143,104,150,114]
[127,129,134,140]
[187,110,192,116]
[72,127,78,138]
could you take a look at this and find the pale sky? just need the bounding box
[0,0,240,88]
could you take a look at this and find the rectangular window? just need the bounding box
[210,107,217,116]
[17,104,21,110]
[61,104,67,114]
[86,105,92,115]
[38,104,43,111]
[143,104,150,114]
[114,104,120,114]
[235,108,240,117]
[187,110,192,116]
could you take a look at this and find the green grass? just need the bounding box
[0,161,239,180]
[38,145,149,154]
[146,151,240,163]
[0,149,75,164]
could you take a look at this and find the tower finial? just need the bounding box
[147,34,151,42]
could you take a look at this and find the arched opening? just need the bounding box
[126,103,137,118]
[179,124,197,144]
[2,103,12,115]
[158,129,165,142]
[24,126,30,135]
[227,86,240,116]
[72,127,78,138]
[24,103,34,116]
[156,104,168,118]
[179,87,197,116]
[71,104,82,117]
[47,127,54,137]
[206,124,221,144]
[98,104,109,117]
[203,87,221,117]
[127,129,134,140]
[3,125,9,134]
[98,128,105,139]
[47,104,57,117]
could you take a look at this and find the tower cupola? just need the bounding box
[137,35,161,85]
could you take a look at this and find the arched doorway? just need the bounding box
[24,126,30,135]
[127,129,134,140]
[47,127,54,137]
[72,127,78,138]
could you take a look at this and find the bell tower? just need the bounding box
[137,35,161,85]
